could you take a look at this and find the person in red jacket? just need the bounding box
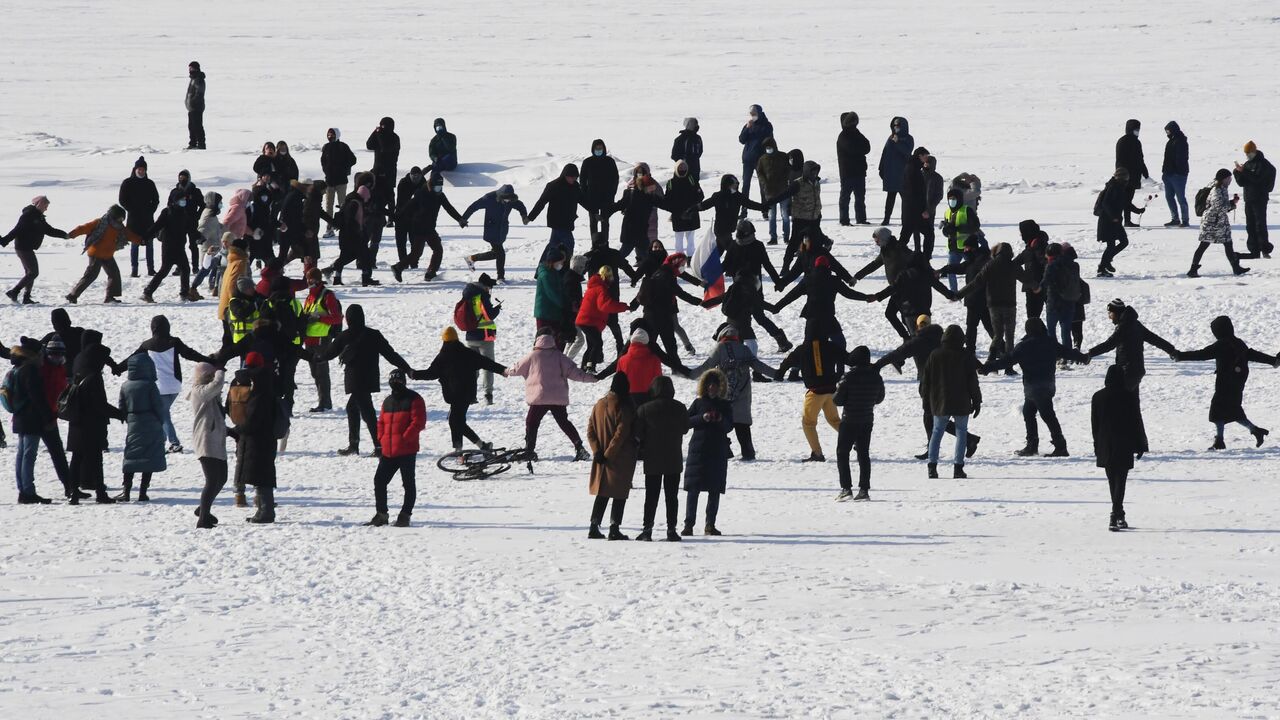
[367,369,426,527]
[38,335,78,500]
[597,329,685,406]
[575,266,631,372]
[300,268,342,412]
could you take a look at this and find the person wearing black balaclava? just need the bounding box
[366,116,400,219]
[836,111,871,226]
[1114,119,1149,227]
[580,140,619,244]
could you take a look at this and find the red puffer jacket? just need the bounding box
[377,389,426,457]
[575,275,629,330]
[616,342,663,394]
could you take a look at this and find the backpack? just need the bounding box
[454,297,478,332]
[0,367,24,414]
[56,376,84,422]
[226,383,251,427]
[1194,185,1213,217]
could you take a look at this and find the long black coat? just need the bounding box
[1115,120,1148,189]
[877,116,914,193]
[1177,317,1276,423]
[836,114,871,179]
[119,174,160,235]
[412,341,507,406]
[1091,366,1146,469]
[579,143,619,212]
[683,393,734,495]
[231,366,278,488]
[67,335,122,454]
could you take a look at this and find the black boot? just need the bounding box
[607,525,630,541]
[680,523,694,537]
[635,528,653,542]
[94,489,116,504]
[927,463,938,479]
[665,528,682,542]
[1044,443,1069,457]
[137,477,150,502]
[1109,513,1119,532]
[953,463,967,479]
[1186,264,1200,278]
[338,445,359,456]
[966,434,981,458]
[114,479,132,502]
[587,525,606,539]
[1253,427,1270,447]
[704,524,722,536]
[394,511,411,527]
[364,512,389,527]
[1014,443,1038,457]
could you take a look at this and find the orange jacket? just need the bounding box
[69,218,138,260]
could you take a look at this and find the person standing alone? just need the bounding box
[185,62,206,150]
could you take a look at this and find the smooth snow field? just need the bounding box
[3,1,1280,718]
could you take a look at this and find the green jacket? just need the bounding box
[533,265,565,321]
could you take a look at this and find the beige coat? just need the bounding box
[217,246,250,320]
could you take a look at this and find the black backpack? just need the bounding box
[1194,184,1213,217]
[56,376,85,422]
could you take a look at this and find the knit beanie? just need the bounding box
[442,327,459,342]
[1244,140,1257,155]
[245,352,265,369]
[630,329,650,345]
[916,314,931,330]
[1107,298,1127,313]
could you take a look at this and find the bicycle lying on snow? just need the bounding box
[436,447,537,481]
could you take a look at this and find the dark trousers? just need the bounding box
[448,402,481,450]
[404,231,443,277]
[1240,198,1271,256]
[902,211,927,253]
[588,208,610,244]
[1023,383,1065,448]
[965,303,993,353]
[1106,465,1128,518]
[69,257,122,301]
[590,495,627,528]
[606,314,625,351]
[839,175,867,224]
[188,109,205,147]
[883,192,899,224]
[740,162,756,215]
[1191,241,1242,270]
[197,457,227,520]
[836,420,873,491]
[9,247,39,297]
[374,454,417,516]
[1098,221,1129,268]
[684,490,720,527]
[347,392,378,449]
[71,448,105,491]
[1025,290,1045,321]
[578,325,605,366]
[472,244,507,279]
[395,225,410,265]
[782,219,819,274]
[145,246,191,297]
[642,473,680,530]
[886,302,910,339]
[753,306,786,344]
[525,404,581,451]
[921,212,938,258]
[329,245,370,283]
[733,423,756,459]
[309,340,333,409]
[40,425,71,494]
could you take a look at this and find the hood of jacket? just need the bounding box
[720,174,740,192]
[590,138,607,154]
[345,304,365,331]
[649,374,675,400]
[801,160,821,181]
[150,315,171,339]
[1025,317,1047,336]
[51,308,72,334]
[697,367,727,399]
[787,148,805,169]
[1119,305,1139,325]
[609,372,631,396]
[1104,363,1126,389]
[1210,315,1234,340]
[83,329,102,347]
[993,242,1014,261]
[380,116,396,132]
[891,116,910,135]
[1164,121,1182,138]
[127,352,157,382]
[203,190,222,209]
[496,184,517,201]
[749,104,767,122]
[534,333,557,351]
[328,127,341,140]
[561,163,580,180]
[1125,118,1141,134]
[942,324,965,349]
[433,117,447,132]
[761,137,778,153]
[841,111,859,130]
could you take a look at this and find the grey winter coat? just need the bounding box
[687,339,774,425]
[1197,184,1233,245]
[118,354,168,474]
[188,368,227,461]
[185,71,206,112]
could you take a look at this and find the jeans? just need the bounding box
[1045,302,1075,349]
[836,421,873,491]
[839,175,867,224]
[373,454,417,516]
[160,393,180,446]
[131,241,155,275]
[1162,173,1189,224]
[540,228,575,264]
[768,197,791,242]
[684,490,720,527]
[946,250,964,291]
[15,433,39,497]
[192,255,221,290]
[928,414,970,466]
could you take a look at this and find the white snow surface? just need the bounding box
[2,2,1280,718]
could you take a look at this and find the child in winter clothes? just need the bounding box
[368,369,426,527]
[192,192,223,294]
[189,363,227,528]
[833,346,885,501]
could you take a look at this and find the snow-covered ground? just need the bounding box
[2,2,1280,717]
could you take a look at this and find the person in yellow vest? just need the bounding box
[939,188,981,292]
[66,205,140,304]
[224,277,261,346]
[461,273,501,405]
[300,268,342,412]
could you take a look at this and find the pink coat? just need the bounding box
[506,334,597,406]
[221,188,251,238]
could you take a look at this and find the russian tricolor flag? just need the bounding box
[691,226,724,302]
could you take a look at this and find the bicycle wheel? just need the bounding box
[437,449,489,475]
[454,462,510,481]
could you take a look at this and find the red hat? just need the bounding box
[245,352,265,369]
[664,252,689,268]
[814,255,831,269]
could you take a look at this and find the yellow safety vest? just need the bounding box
[228,304,259,343]
[945,206,972,250]
[302,289,335,339]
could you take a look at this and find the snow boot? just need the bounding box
[234,492,249,508]
[1210,437,1226,450]
[927,463,938,479]
[573,445,591,462]
[394,512,411,527]
[803,452,825,462]
[953,464,967,479]
[1186,265,1200,278]
[114,480,132,502]
[836,489,853,502]
[94,489,115,504]
[391,263,404,283]
[137,477,150,502]
[3,289,17,303]
[853,489,870,502]
[1109,514,1119,532]
[914,451,930,460]
[196,514,217,529]
[1116,516,1129,529]
[588,525,606,540]
[1044,444,1069,457]
[363,512,389,527]
[607,525,630,541]
[338,445,359,456]
[775,335,793,353]
[704,524,722,536]
[1015,443,1038,457]
[1233,265,1251,276]
[1253,427,1270,447]
[680,523,694,537]
[665,528,682,542]
[1096,266,1113,278]
[635,528,653,542]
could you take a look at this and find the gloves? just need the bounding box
[459,220,468,228]
[1135,451,1144,460]
[593,450,606,464]
[972,402,981,418]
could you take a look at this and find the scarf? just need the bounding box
[83,213,117,251]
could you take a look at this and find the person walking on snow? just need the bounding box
[687,324,775,462]
[365,117,401,220]
[115,354,167,502]
[1170,315,1278,449]
[528,164,589,264]
[1115,119,1149,227]
[983,318,1076,457]
[66,205,138,305]
[189,363,228,528]
[133,315,214,454]
[462,185,528,281]
[1188,169,1249,277]
[1091,364,1145,531]
[411,327,506,452]
[1094,167,1143,277]
[2,196,68,304]
[777,332,848,463]
[832,345,884,502]
[665,160,704,256]
[392,171,465,282]
[505,330,597,461]
[671,117,704,182]
[586,373,639,540]
[365,369,426,527]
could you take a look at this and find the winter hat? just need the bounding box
[561,163,580,179]
[31,195,50,210]
[610,371,631,396]
[305,267,323,285]
[442,326,458,342]
[734,220,757,245]
[715,323,739,341]
[570,255,587,274]
[1025,318,1047,336]
[192,362,217,385]
[683,117,698,132]
[1106,298,1127,313]
[872,227,894,245]
[1046,243,1062,258]
[477,273,497,288]
[915,314,931,330]
[1018,219,1040,241]
[674,159,689,176]
[497,184,517,202]
[1215,168,1231,182]
[178,168,191,180]
[244,351,265,369]
[630,329,650,346]
[814,255,831,269]
[44,335,66,356]
[388,369,407,389]
[189,61,201,70]
[942,324,965,347]
[913,146,931,158]
[134,156,147,170]
[849,345,871,366]
[1244,140,1257,155]
[235,276,256,295]
[108,204,127,220]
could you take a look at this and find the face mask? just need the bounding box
[553,262,564,271]
[432,185,444,193]
[749,114,758,121]
[593,149,604,157]
[892,125,900,133]
[178,199,188,208]
[434,126,444,134]
[1247,152,1257,160]
[1132,130,1139,137]
[947,199,958,209]
[730,183,740,193]
[765,148,775,155]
